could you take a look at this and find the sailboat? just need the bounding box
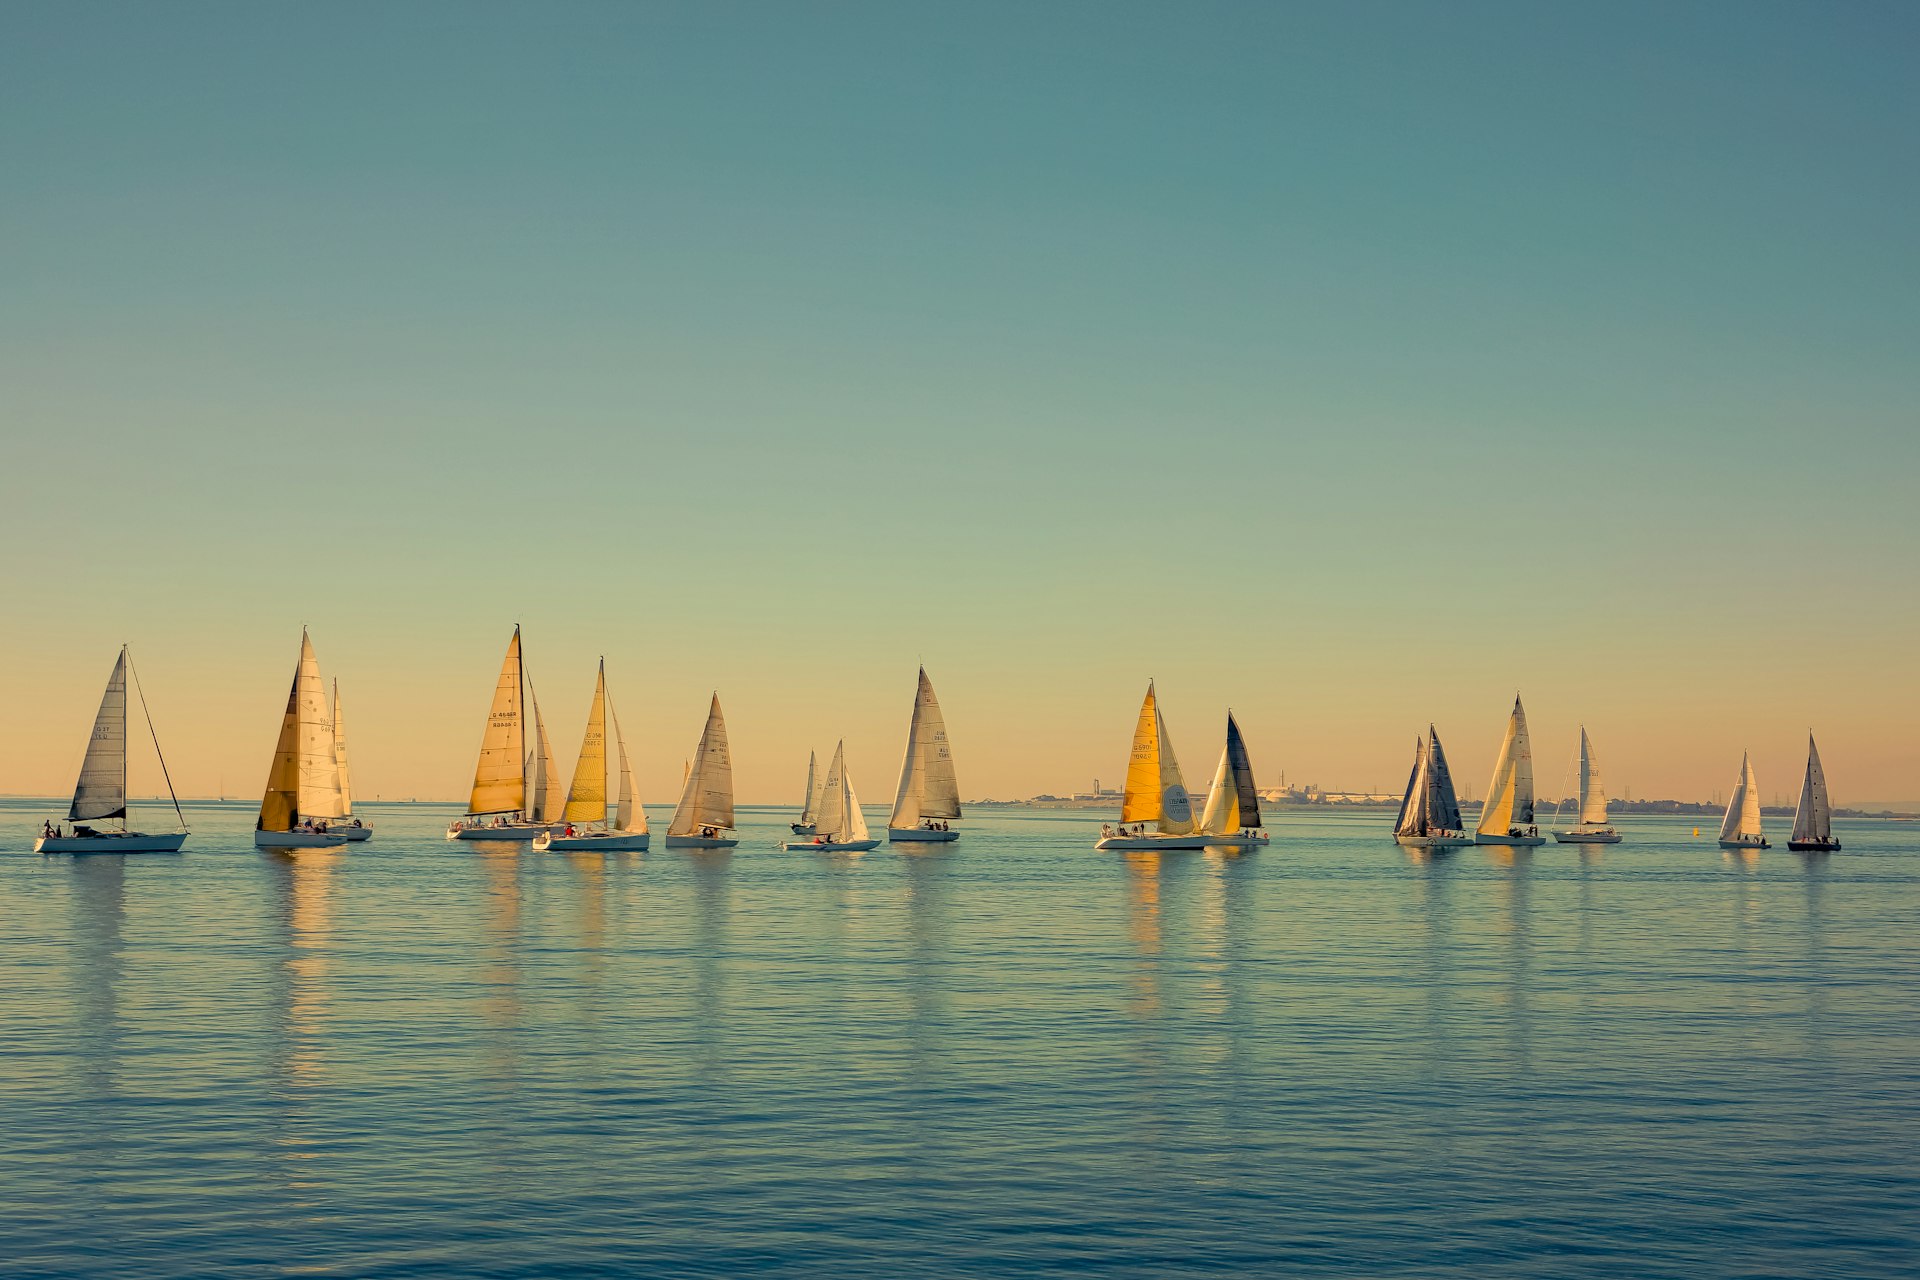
[535,660,651,852]
[1195,713,1269,848]
[1095,681,1210,851]
[783,740,881,851]
[888,667,962,842]
[329,679,371,841]
[664,694,739,848]
[1392,725,1474,849]
[1717,750,1769,849]
[256,630,350,849]
[447,626,562,840]
[1551,726,1620,844]
[790,751,823,835]
[35,646,189,854]
[1788,734,1839,851]
[1475,694,1545,846]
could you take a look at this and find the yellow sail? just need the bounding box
[1119,682,1164,825]
[258,662,301,833]
[467,627,526,817]
[562,662,609,824]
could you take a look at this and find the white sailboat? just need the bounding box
[664,694,739,848]
[448,626,560,840]
[1393,725,1474,849]
[783,740,881,851]
[1096,681,1210,851]
[256,630,350,849]
[1475,694,1546,847]
[35,646,189,854]
[1788,733,1840,852]
[790,750,822,836]
[536,660,651,852]
[1195,713,1269,848]
[1717,750,1769,849]
[1552,726,1620,844]
[329,679,371,841]
[887,667,962,842]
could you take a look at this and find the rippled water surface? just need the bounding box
[1,799,1915,1278]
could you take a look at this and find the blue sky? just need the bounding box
[3,2,1915,804]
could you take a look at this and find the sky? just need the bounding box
[3,2,1916,809]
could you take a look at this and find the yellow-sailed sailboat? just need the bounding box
[256,630,350,849]
[448,625,564,840]
[534,659,651,852]
[1095,681,1214,851]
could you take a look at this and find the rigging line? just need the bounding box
[127,649,187,831]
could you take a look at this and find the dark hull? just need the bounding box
[1788,840,1841,852]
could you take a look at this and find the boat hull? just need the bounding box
[1787,839,1841,852]
[448,822,557,841]
[35,832,187,854]
[255,830,348,849]
[1095,834,1221,851]
[535,832,651,852]
[1718,838,1770,850]
[887,827,959,843]
[1552,829,1622,844]
[335,824,373,842]
[790,823,817,836]
[1476,833,1547,847]
[784,839,882,852]
[1395,834,1476,849]
[663,834,739,849]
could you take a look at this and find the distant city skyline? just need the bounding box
[3,5,1915,806]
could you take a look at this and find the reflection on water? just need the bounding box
[68,856,127,1100]
[478,847,523,1082]
[690,850,731,1082]
[1122,851,1164,1023]
[1489,847,1534,1076]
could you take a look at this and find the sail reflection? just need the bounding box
[68,856,128,1100]
[478,847,523,1081]
[267,848,339,1198]
[1490,846,1534,1076]
[690,849,731,1081]
[1123,851,1164,1022]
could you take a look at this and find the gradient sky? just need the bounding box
[3,2,1916,808]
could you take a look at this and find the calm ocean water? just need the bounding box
[1,798,1914,1278]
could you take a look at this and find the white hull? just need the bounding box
[1719,838,1770,850]
[663,834,739,849]
[335,824,373,842]
[1195,832,1269,848]
[534,832,650,852]
[35,832,187,854]
[1395,833,1476,849]
[1096,833,1220,851]
[448,822,558,841]
[1476,833,1547,847]
[256,830,348,849]
[887,827,959,843]
[1552,828,1622,844]
[785,838,882,852]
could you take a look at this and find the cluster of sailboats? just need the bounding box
[24,639,1845,859]
[1388,695,1840,854]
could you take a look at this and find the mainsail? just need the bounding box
[799,751,819,825]
[527,680,562,824]
[1791,734,1831,844]
[1719,751,1764,842]
[468,627,526,817]
[70,648,129,822]
[1119,681,1195,835]
[1476,695,1536,837]
[332,679,355,818]
[1393,736,1428,838]
[1199,713,1261,834]
[1427,727,1465,832]
[1576,726,1609,827]
[889,667,962,830]
[562,662,610,825]
[610,702,647,834]
[668,694,735,836]
[259,631,338,831]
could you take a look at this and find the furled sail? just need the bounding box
[1119,682,1194,834]
[332,680,355,818]
[610,702,647,834]
[1577,726,1608,827]
[468,627,526,817]
[799,751,819,825]
[1719,751,1764,842]
[1791,734,1830,844]
[668,695,735,835]
[527,681,563,823]
[562,662,610,825]
[1199,713,1261,834]
[1427,727,1465,833]
[70,648,129,822]
[889,667,962,829]
[1394,736,1428,838]
[1476,695,1535,837]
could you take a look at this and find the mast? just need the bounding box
[126,648,186,831]
[668,694,734,836]
[800,751,818,824]
[562,660,611,827]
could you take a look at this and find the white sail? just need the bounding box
[1791,734,1830,844]
[812,741,849,838]
[668,695,735,835]
[889,667,961,829]
[1720,751,1765,841]
[1476,695,1535,837]
[610,702,647,834]
[1154,707,1195,835]
[1393,736,1428,838]
[332,680,355,818]
[527,680,563,823]
[845,769,871,842]
[296,633,343,819]
[70,648,129,822]
[799,751,819,824]
[1577,726,1608,827]
[1199,714,1261,835]
[468,628,526,817]
[1427,727,1465,833]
